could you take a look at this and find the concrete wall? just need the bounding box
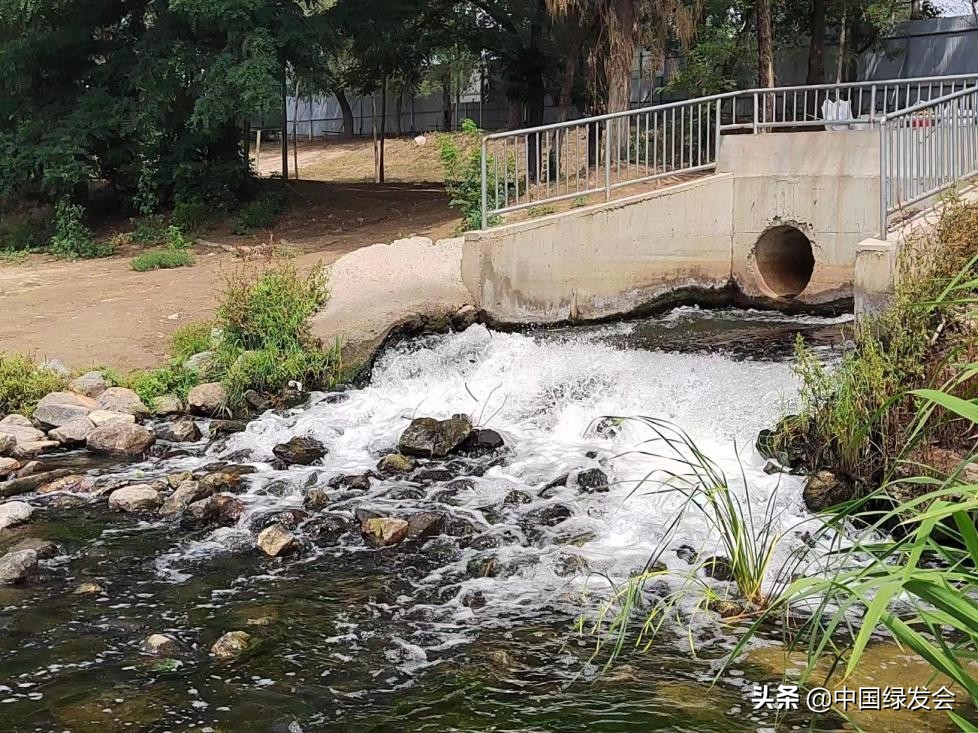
[462,129,884,324]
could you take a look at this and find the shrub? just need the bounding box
[0,211,50,252]
[49,198,113,259]
[230,190,287,234]
[130,248,193,272]
[130,215,167,246]
[124,365,200,407]
[439,125,510,232]
[169,322,215,363]
[0,353,68,415]
[172,199,209,232]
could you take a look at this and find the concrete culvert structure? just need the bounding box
[753,225,815,298]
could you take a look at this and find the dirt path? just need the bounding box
[0,180,459,371]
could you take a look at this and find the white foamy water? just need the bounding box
[153,319,833,625]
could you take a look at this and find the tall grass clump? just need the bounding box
[0,353,68,415]
[49,198,114,259]
[785,195,978,481]
[130,225,194,271]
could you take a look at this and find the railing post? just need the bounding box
[869,84,877,127]
[604,118,611,201]
[480,137,488,229]
[879,117,888,238]
[715,98,722,160]
[752,92,759,134]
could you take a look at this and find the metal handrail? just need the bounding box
[480,73,978,228]
[879,84,978,236]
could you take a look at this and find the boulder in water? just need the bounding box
[49,416,95,445]
[160,480,210,516]
[33,391,98,428]
[702,555,734,582]
[272,436,327,466]
[141,633,178,655]
[210,630,253,658]
[802,469,851,512]
[538,474,569,498]
[199,471,242,494]
[360,517,409,548]
[574,468,609,493]
[376,453,416,474]
[0,500,33,529]
[108,484,162,512]
[185,493,245,526]
[96,387,150,418]
[12,440,60,458]
[257,523,298,557]
[37,474,93,494]
[153,394,184,416]
[9,537,59,559]
[0,457,20,478]
[88,409,135,427]
[522,503,572,528]
[458,428,505,456]
[187,382,227,415]
[406,511,446,542]
[303,487,331,510]
[87,422,155,457]
[156,417,202,443]
[398,415,473,458]
[503,489,532,506]
[0,549,38,584]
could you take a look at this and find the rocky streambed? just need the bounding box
[0,308,885,732]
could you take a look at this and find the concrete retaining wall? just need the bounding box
[463,129,885,324]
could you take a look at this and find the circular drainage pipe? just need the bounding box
[753,225,815,298]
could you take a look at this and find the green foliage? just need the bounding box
[169,322,216,363]
[231,190,287,234]
[0,353,68,416]
[124,365,200,407]
[571,196,589,208]
[172,200,210,232]
[130,248,194,272]
[526,205,557,218]
[789,197,978,479]
[439,132,497,232]
[0,211,50,252]
[49,199,113,259]
[130,216,168,246]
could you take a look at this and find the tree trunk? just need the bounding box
[336,89,354,139]
[601,0,638,114]
[394,87,404,137]
[378,77,387,183]
[756,0,775,89]
[556,8,584,122]
[806,0,826,84]
[291,79,301,180]
[280,64,289,182]
[441,75,453,132]
[507,99,522,128]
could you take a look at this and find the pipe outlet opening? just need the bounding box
[754,225,815,298]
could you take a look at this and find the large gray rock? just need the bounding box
[185,493,244,526]
[141,633,178,655]
[0,500,33,529]
[153,394,184,416]
[272,436,327,466]
[0,415,46,444]
[210,630,252,658]
[9,537,59,559]
[0,457,20,478]
[68,371,109,398]
[803,470,852,512]
[96,387,150,418]
[398,415,473,458]
[33,391,98,428]
[360,517,409,548]
[187,382,227,415]
[107,484,162,512]
[88,409,135,427]
[49,416,95,445]
[155,417,202,443]
[256,523,298,557]
[0,549,38,584]
[87,422,155,457]
[184,350,216,373]
[12,440,60,458]
[0,433,15,457]
[159,480,211,516]
[376,453,416,474]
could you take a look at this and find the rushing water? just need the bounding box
[0,307,901,732]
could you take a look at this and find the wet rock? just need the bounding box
[68,371,109,398]
[208,419,247,436]
[466,554,535,579]
[0,457,19,478]
[155,417,202,443]
[257,523,298,557]
[0,416,46,444]
[458,428,505,457]
[208,527,254,552]
[461,589,486,608]
[593,417,621,438]
[243,389,271,411]
[9,537,59,559]
[96,387,150,418]
[803,469,851,512]
[0,434,14,457]
[503,489,532,506]
[756,416,809,469]
[522,503,572,528]
[412,467,454,483]
[327,472,374,491]
[73,580,105,594]
[274,509,309,530]
[33,391,99,428]
[574,468,609,493]
[763,460,782,475]
[166,471,193,488]
[0,500,33,529]
[87,421,155,457]
[708,598,744,618]
[376,453,416,474]
[41,494,87,510]
[88,409,135,427]
[398,415,473,458]
[210,630,253,658]
[548,526,597,547]
[272,436,327,466]
[141,633,178,655]
[184,350,216,373]
[303,487,331,510]
[305,514,353,544]
[152,394,184,416]
[37,474,94,494]
[702,555,734,582]
[443,514,480,540]
[0,468,74,498]
[108,484,162,512]
[322,392,349,404]
[555,552,590,577]
[675,544,698,564]
[538,474,569,498]
[15,460,42,477]
[0,549,37,584]
[199,471,242,494]
[188,382,227,415]
[49,416,95,445]
[160,480,210,516]
[360,517,410,548]
[12,440,60,458]
[185,493,244,526]
[405,511,446,541]
[386,486,425,501]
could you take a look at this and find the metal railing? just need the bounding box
[879,85,978,236]
[480,73,978,228]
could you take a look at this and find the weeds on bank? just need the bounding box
[130,226,194,271]
[49,199,114,259]
[0,353,68,415]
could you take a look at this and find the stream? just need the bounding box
[0,306,905,732]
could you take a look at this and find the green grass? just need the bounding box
[169,322,215,363]
[172,200,210,231]
[230,191,286,234]
[130,248,193,272]
[0,353,69,415]
[527,205,557,218]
